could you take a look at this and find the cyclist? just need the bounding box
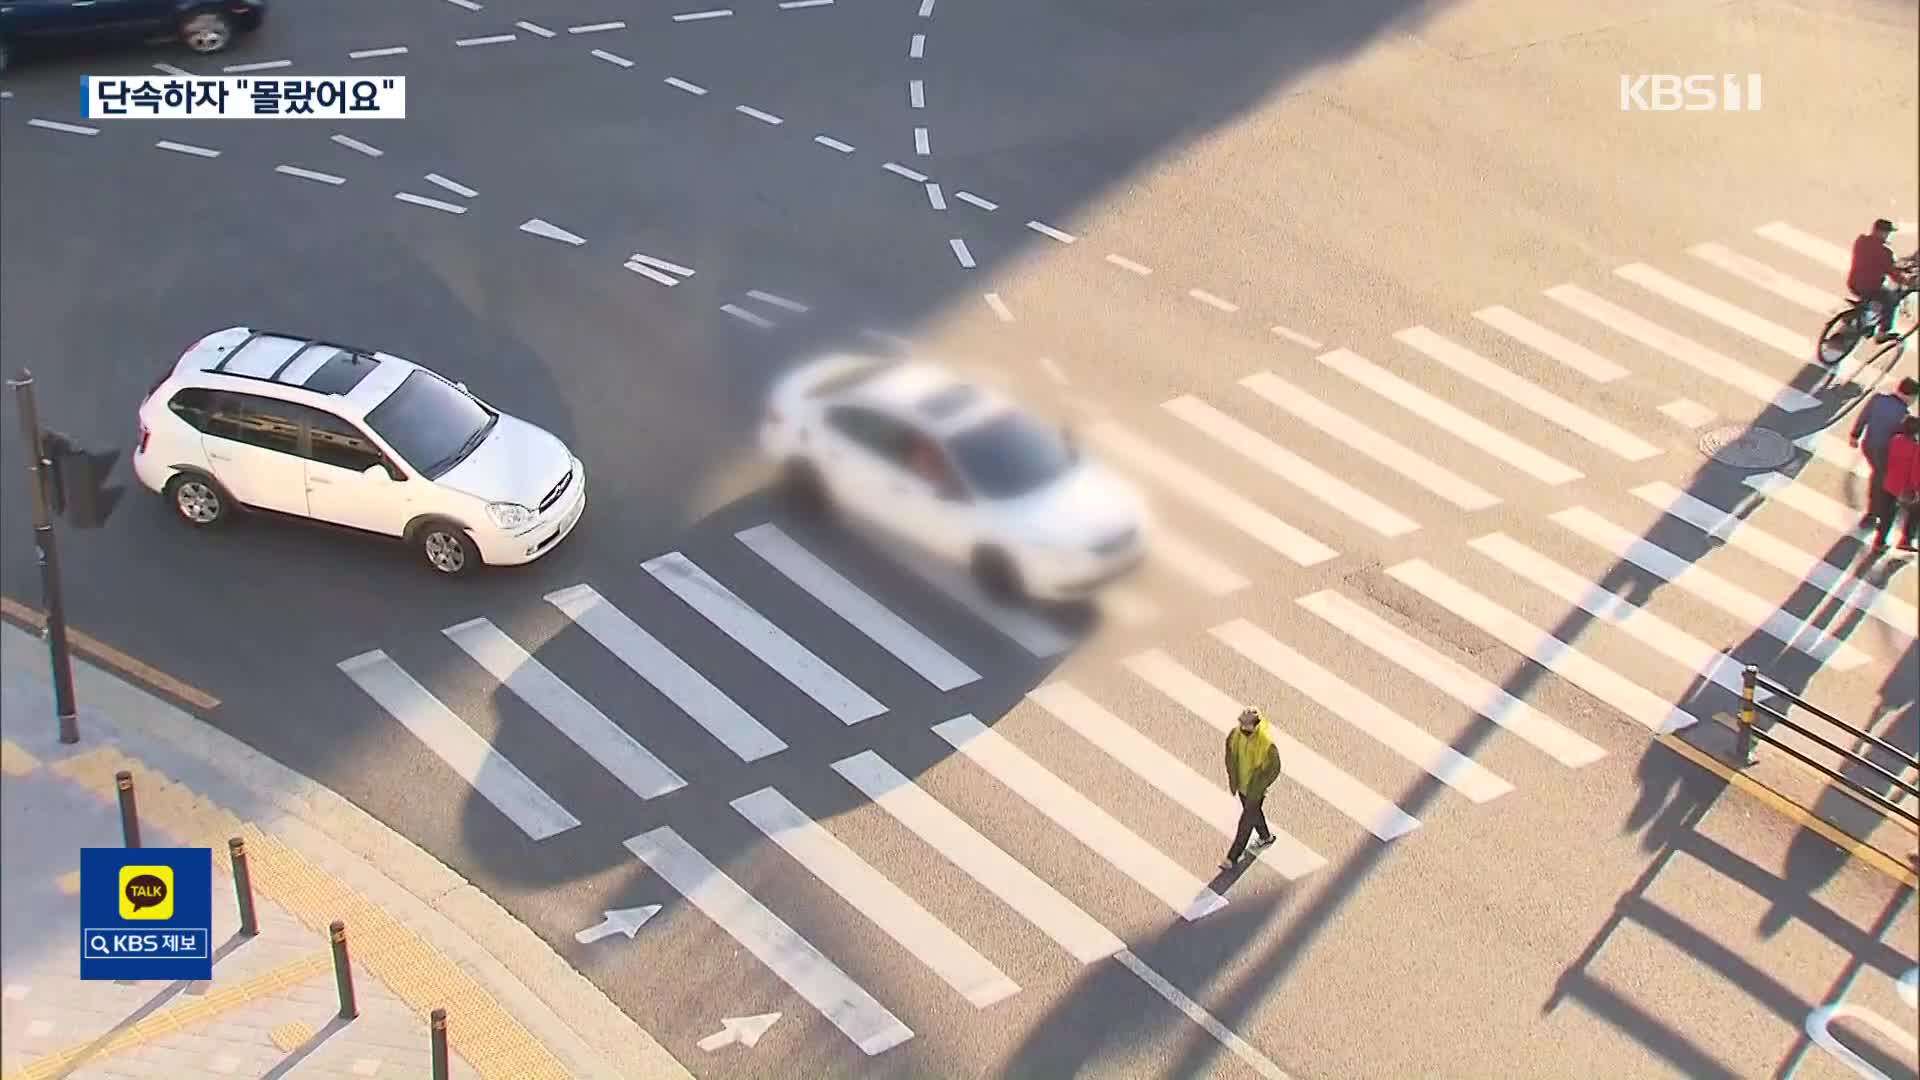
[1845,218,1910,351]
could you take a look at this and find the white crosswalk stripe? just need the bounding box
[1756,222,1851,272]
[1613,263,1814,358]
[933,716,1228,921]
[644,552,886,724]
[1027,683,1327,879]
[731,787,1020,1008]
[735,523,980,691]
[1385,560,1700,734]
[1162,394,1420,536]
[832,751,1125,963]
[1687,243,1841,313]
[1741,472,1869,534]
[1393,327,1662,461]
[1296,590,1605,768]
[1796,430,1872,479]
[1548,507,1870,670]
[1545,284,1821,412]
[546,583,788,761]
[1146,526,1251,596]
[1320,348,1583,485]
[861,533,1075,657]
[1473,306,1630,383]
[338,650,580,840]
[1124,649,1420,841]
[1631,483,1918,641]
[1239,371,1500,511]
[625,826,914,1055]
[1211,619,1513,803]
[442,618,687,800]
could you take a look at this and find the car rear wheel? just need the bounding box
[781,459,830,515]
[416,521,480,577]
[165,474,228,527]
[179,11,234,54]
[971,547,1025,604]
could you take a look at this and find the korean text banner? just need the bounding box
[82,76,406,119]
[80,847,213,981]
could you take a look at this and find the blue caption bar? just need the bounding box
[82,927,211,960]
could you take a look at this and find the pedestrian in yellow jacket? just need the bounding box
[1221,707,1283,871]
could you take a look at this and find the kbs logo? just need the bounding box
[1620,74,1763,112]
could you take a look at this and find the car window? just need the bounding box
[362,370,495,479]
[166,388,216,433]
[204,392,301,456]
[945,411,1076,500]
[291,404,388,474]
[825,406,914,469]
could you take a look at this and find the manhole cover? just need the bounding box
[1700,425,1794,469]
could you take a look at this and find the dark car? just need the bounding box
[0,0,265,73]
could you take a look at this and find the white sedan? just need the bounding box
[760,354,1149,602]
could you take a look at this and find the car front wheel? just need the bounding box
[165,474,228,527]
[416,521,480,577]
[971,547,1025,604]
[781,459,830,515]
[179,11,234,54]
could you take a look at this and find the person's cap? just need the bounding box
[1875,218,1897,233]
[1238,707,1263,724]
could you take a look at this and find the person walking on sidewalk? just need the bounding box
[1220,707,1283,871]
[1851,375,1918,538]
[1873,414,1920,552]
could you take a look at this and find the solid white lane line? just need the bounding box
[918,0,935,13]
[909,79,924,108]
[338,650,579,840]
[665,77,709,96]
[1755,221,1850,272]
[949,238,976,268]
[934,715,1227,921]
[29,119,99,135]
[1030,683,1326,879]
[631,252,695,277]
[733,787,1018,1008]
[1545,284,1820,412]
[914,127,930,155]
[1320,349,1583,485]
[1473,306,1630,382]
[833,751,1123,963]
[925,183,947,210]
[546,583,787,761]
[443,0,482,9]
[644,552,886,724]
[1632,482,1917,640]
[155,140,219,158]
[910,33,925,57]
[152,62,192,75]
[736,523,977,691]
[514,21,556,37]
[1115,951,1295,1080]
[349,46,409,59]
[1550,506,1868,670]
[1385,560,1699,734]
[224,59,292,72]
[1688,243,1841,313]
[1087,421,1337,565]
[883,161,928,181]
[1147,527,1250,596]
[721,304,774,328]
[1795,429,1871,479]
[625,827,912,1055]
[1163,395,1419,536]
[624,262,680,287]
[673,8,734,20]
[425,173,477,198]
[1214,619,1513,803]
[746,289,808,312]
[737,104,783,124]
[457,34,517,46]
[1124,649,1419,841]
[1270,325,1323,350]
[1614,263,1814,357]
[1188,289,1237,312]
[1026,220,1076,244]
[983,293,1014,322]
[815,134,855,152]
[519,218,586,245]
[443,618,685,800]
[592,49,634,67]
[1240,371,1499,512]
[274,165,345,185]
[330,133,382,157]
[394,192,467,214]
[568,21,626,33]
[1467,533,1774,704]
[1394,327,1662,461]
[1105,253,1152,276]
[955,191,997,211]
[862,532,1073,657]
[1299,591,1605,768]
[1741,472,1866,534]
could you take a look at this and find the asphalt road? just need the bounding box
[3,0,1918,1076]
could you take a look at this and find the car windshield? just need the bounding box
[363,370,495,479]
[945,412,1076,500]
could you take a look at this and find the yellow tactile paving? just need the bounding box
[1,738,41,776]
[269,1021,314,1052]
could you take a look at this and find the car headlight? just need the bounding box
[486,502,535,530]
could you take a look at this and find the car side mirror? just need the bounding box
[364,463,393,483]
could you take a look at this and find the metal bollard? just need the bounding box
[228,838,258,937]
[430,1008,450,1080]
[115,770,140,848]
[1734,665,1760,767]
[329,920,358,1020]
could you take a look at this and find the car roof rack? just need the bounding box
[207,331,379,393]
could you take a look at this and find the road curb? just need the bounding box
[0,618,693,1080]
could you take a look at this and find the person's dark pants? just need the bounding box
[1225,792,1272,861]
[1868,286,1901,337]
[1870,493,1917,546]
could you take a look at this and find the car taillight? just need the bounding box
[137,424,150,454]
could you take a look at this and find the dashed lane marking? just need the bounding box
[223,59,291,72]
[28,118,99,135]
[515,20,556,37]
[1188,288,1237,312]
[1026,220,1076,244]
[665,77,708,96]
[722,304,776,329]
[348,46,408,59]
[152,62,192,75]
[914,127,930,155]
[519,218,587,245]
[1105,253,1152,275]
[631,252,696,277]
[918,0,935,14]
[909,79,925,108]
[949,239,976,268]
[330,133,382,157]
[925,183,946,210]
[673,8,734,20]
[984,293,1013,322]
[883,162,928,182]
[625,261,680,286]
[568,21,625,33]
[815,134,855,152]
[910,33,925,58]
[780,0,833,7]
[592,49,634,67]
[425,173,477,198]
[443,0,482,9]
[274,165,346,185]
[155,140,220,158]
[395,192,468,214]
[747,290,809,313]
[737,104,784,125]
[1271,325,1322,349]
[456,34,517,46]
[955,191,996,211]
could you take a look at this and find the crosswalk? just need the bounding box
[330,218,1918,1057]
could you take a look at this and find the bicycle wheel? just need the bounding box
[1818,308,1865,365]
[1863,333,1911,381]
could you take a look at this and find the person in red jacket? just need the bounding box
[1848,219,1911,344]
[1874,413,1920,552]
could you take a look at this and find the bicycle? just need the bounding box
[1817,255,1919,368]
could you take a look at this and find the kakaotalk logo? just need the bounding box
[1621,74,1763,112]
[118,865,174,920]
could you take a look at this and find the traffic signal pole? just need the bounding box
[8,369,80,743]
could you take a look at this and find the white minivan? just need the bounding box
[133,327,586,576]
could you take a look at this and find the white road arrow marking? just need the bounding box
[697,1012,781,1051]
[574,905,661,944]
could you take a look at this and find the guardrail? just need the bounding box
[1735,665,1919,828]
